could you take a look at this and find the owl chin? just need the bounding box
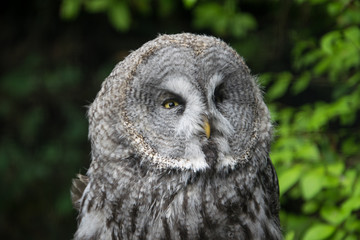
[201,139,219,167]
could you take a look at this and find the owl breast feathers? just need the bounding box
[72,33,281,240]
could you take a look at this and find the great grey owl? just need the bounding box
[71,33,281,240]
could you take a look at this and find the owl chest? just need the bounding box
[104,173,279,239]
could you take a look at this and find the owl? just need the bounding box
[71,33,281,240]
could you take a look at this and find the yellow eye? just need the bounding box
[163,100,179,109]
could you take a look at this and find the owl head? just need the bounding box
[88,33,272,173]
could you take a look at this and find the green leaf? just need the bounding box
[267,72,292,100]
[307,102,329,131]
[298,49,323,70]
[322,175,340,188]
[342,196,360,213]
[230,13,257,38]
[292,71,311,95]
[84,0,110,13]
[193,3,223,31]
[284,231,295,240]
[183,0,197,9]
[278,164,303,196]
[353,179,360,197]
[344,216,360,235]
[300,167,324,200]
[108,1,131,31]
[348,72,360,87]
[327,161,344,176]
[339,6,360,27]
[60,0,81,20]
[259,73,272,86]
[321,31,341,55]
[344,235,358,240]
[295,141,320,161]
[342,170,357,195]
[344,26,360,49]
[327,2,343,16]
[320,205,349,225]
[303,223,336,240]
[332,229,346,240]
[302,201,319,214]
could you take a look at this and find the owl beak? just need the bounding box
[203,117,211,139]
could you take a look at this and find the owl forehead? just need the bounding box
[131,43,244,97]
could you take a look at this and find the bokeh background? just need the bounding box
[1,0,359,239]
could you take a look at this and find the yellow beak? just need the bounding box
[203,118,211,139]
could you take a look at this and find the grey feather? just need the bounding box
[71,174,89,211]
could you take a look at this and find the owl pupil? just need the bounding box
[214,84,225,104]
[163,99,180,109]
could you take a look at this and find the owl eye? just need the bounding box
[214,83,226,104]
[163,99,180,109]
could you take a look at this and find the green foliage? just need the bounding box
[60,0,81,19]
[61,0,132,31]
[60,0,256,36]
[303,224,336,240]
[260,1,360,239]
[108,1,131,31]
[192,1,256,38]
[0,54,92,238]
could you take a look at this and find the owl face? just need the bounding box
[89,34,272,172]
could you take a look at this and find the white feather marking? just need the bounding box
[76,211,111,239]
[207,72,223,100]
[162,76,205,139]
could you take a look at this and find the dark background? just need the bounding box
[1,0,359,239]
